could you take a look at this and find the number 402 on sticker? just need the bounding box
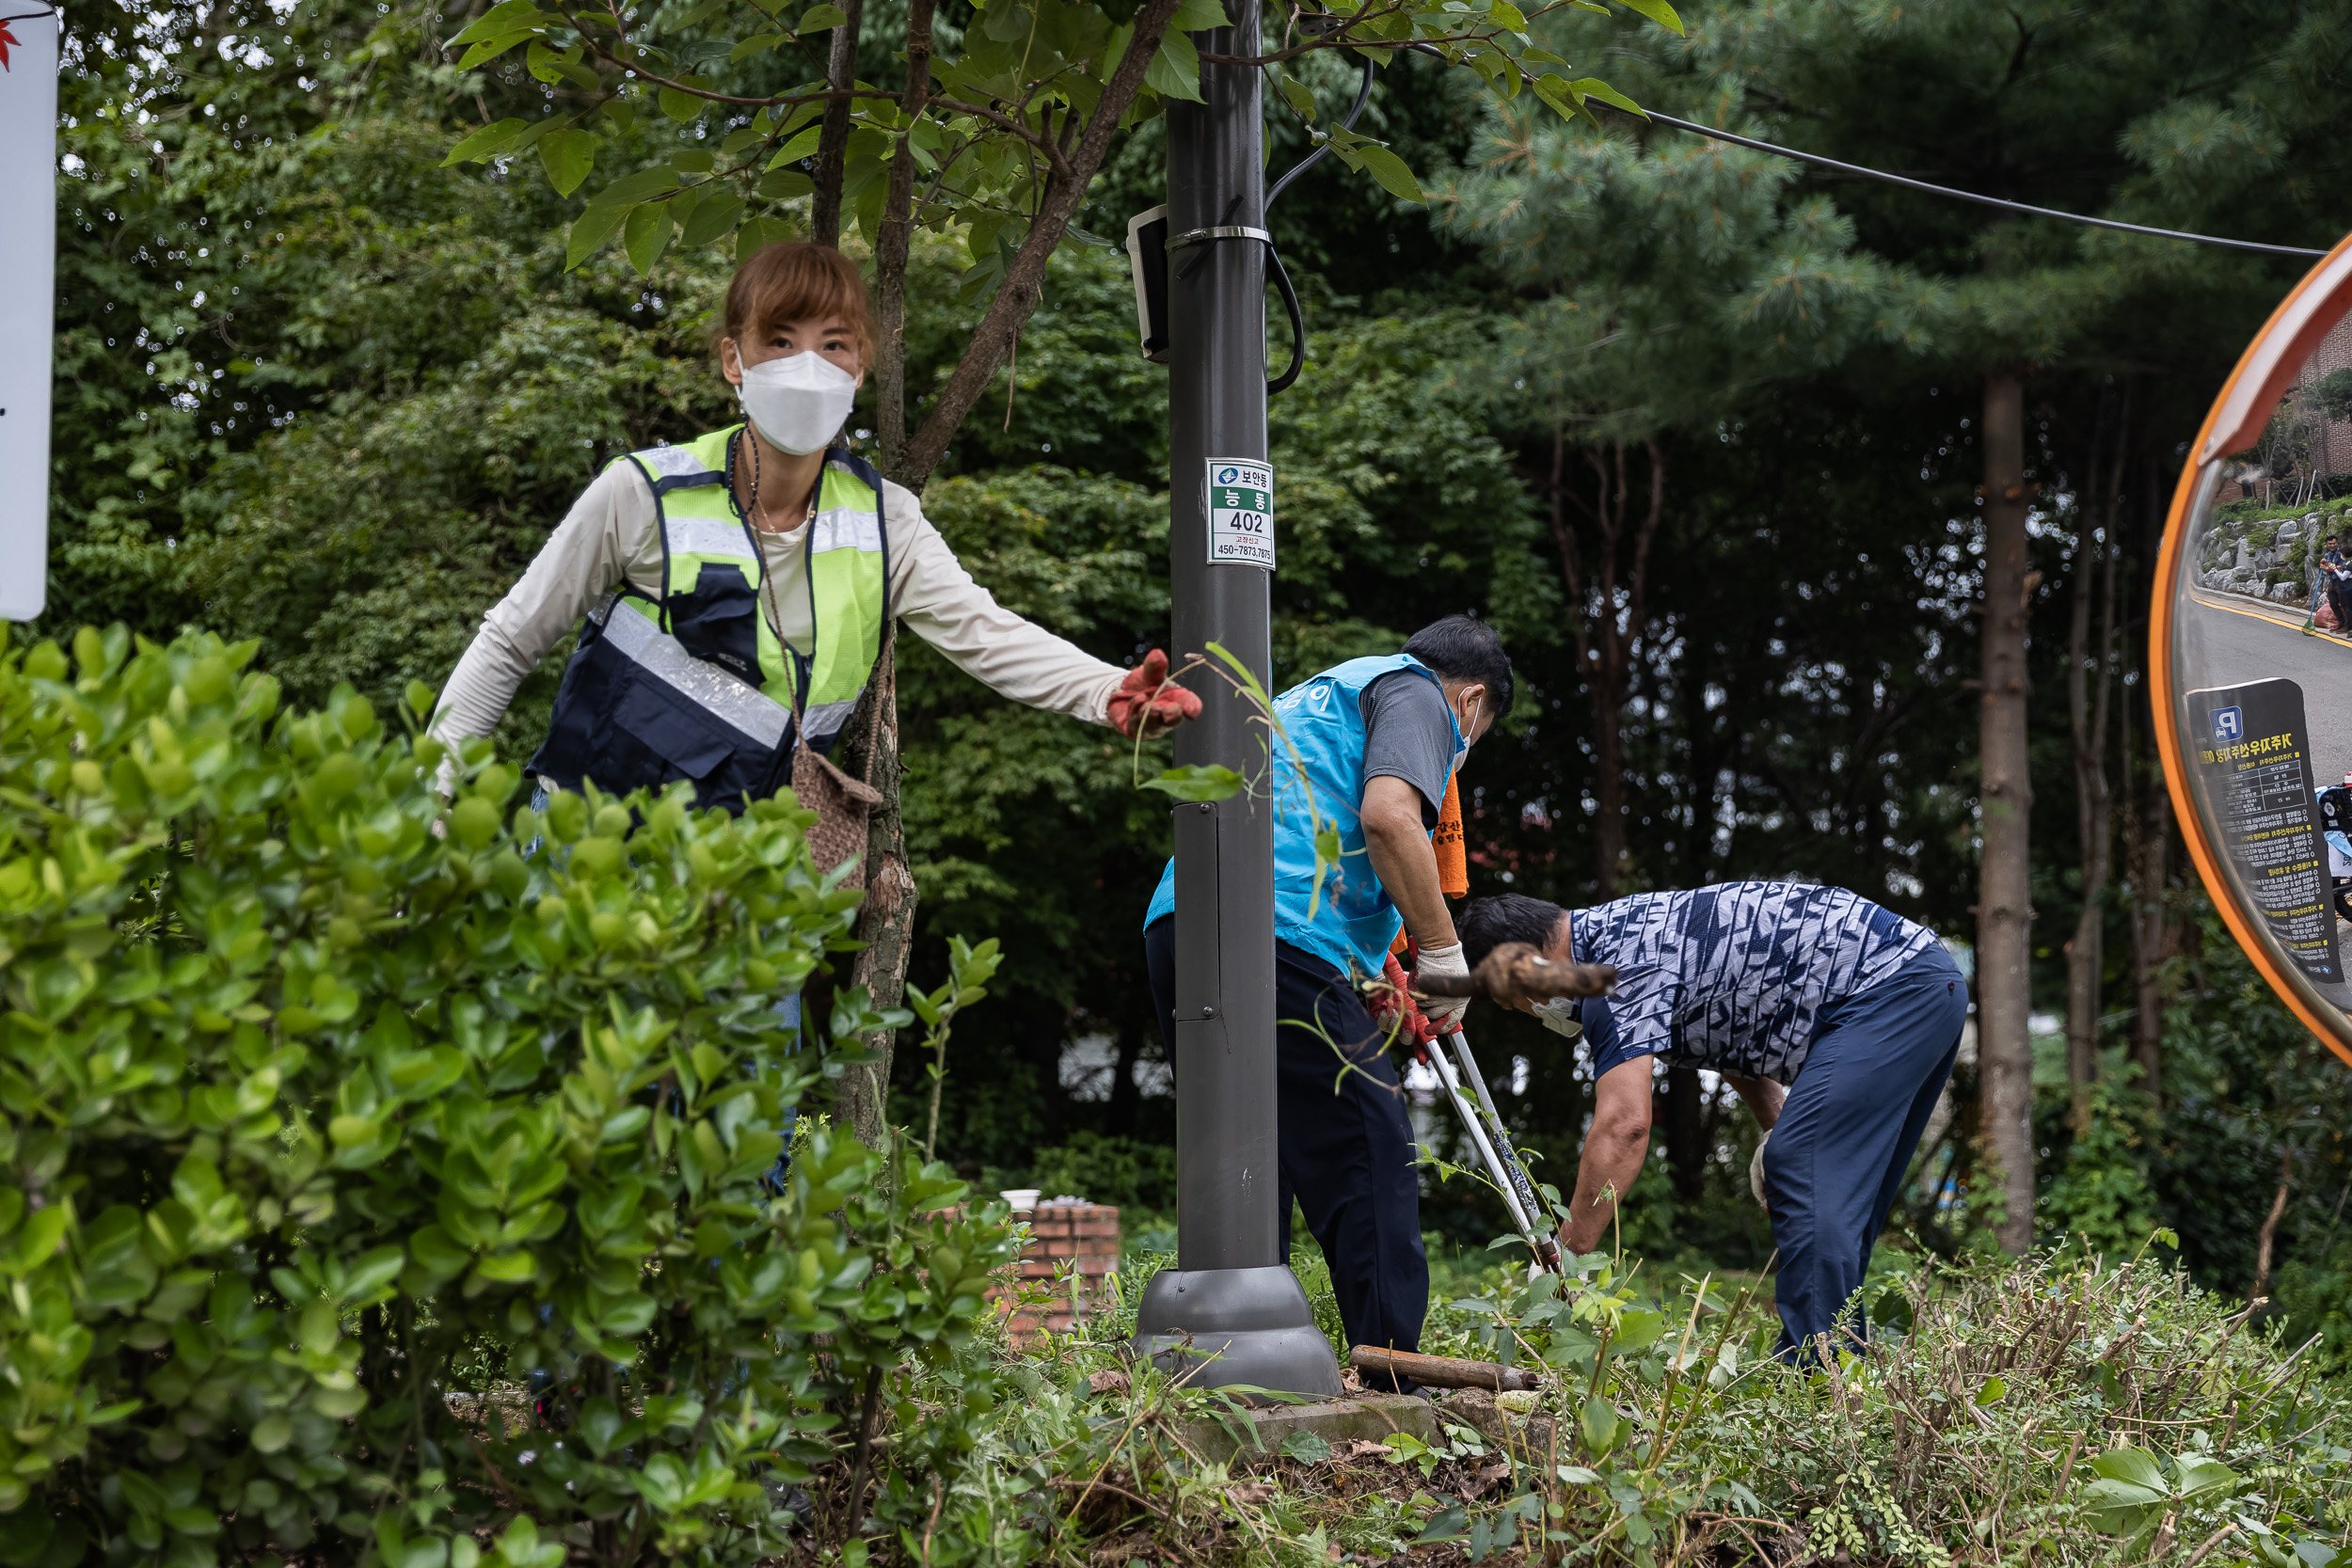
[1207,458,1275,568]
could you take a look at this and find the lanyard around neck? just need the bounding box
[724,428,821,714]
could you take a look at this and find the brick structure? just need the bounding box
[991,1200,1120,1345]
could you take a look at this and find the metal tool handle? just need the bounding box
[1425,1037,1557,1273]
[1446,1030,1562,1273]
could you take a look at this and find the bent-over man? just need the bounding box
[1458,883,1965,1358]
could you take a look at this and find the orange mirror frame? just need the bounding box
[2153,232,2352,1065]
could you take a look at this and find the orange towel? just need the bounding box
[1391,772,1469,963]
[1432,771,1468,898]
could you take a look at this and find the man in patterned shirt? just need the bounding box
[1458,883,1966,1358]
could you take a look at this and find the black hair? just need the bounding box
[1401,614,1514,716]
[1457,893,1569,971]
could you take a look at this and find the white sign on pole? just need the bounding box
[0,8,56,622]
[1205,457,1273,569]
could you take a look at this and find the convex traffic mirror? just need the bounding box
[2156,234,2352,1062]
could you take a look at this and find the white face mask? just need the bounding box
[1451,691,1483,774]
[736,350,858,456]
[1531,997,1582,1041]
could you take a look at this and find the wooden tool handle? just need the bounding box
[1349,1346,1540,1392]
[1412,942,1617,1004]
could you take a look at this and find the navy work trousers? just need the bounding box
[1143,918,1428,1374]
[1761,945,1967,1357]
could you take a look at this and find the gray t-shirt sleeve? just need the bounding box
[1358,670,1456,829]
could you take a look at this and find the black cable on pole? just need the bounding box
[1267,52,1375,212]
[1398,41,2328,260]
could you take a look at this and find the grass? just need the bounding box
[816,1238,2352,1566]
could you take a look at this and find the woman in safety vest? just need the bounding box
[431,242,1198,809]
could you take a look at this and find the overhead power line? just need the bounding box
[1392,41,2328,260]
[1637,110,2329,260]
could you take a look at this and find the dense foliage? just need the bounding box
[40,0,2352,1314]
[0,627,1015,1564]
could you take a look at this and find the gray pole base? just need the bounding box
[1130,1265,1343,1401]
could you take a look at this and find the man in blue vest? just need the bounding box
[1141,616,1513,1379]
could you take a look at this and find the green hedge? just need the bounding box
[0,627,1014,1566]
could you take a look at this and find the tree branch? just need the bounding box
[897,0,1187,490]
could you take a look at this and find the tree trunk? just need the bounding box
[1663,1067,1704,1203]
[2125,451,2169,1107]
[2063,391,2126,1134]
[1978,367,2038,1255]
[841,635,917,1151]
[872,0,934,478]
[1548,435,1664,898]
[2254,1140,2293,1304]
[896,0,1186,490]
[808,0,865,247]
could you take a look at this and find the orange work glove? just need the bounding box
[1369,952,1442,1048]
[1107,649,1203,738]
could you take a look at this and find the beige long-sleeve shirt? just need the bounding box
[432,458,1128,754]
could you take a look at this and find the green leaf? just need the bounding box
[1569,76,1645,117]
[2089,1448,2169,1493]
[660,84,706,122]
[1610,1307,1663,1354]
[1870,1287,1914,1330]
[2175,1455,2240,1497]
[1276,71,1316,121]
[1613,0,1683,34]
[1280,1431,1331,1463]
[797,3,849,28]
[678,193,746,249]
[768,125,825,167]
[738,214,797,261]
[442,118,529,166]
[1352,143,1424,204]
[1532,73,1596,127]
[1415,1505,1469,1544]
[1487,0,1527,26]
[729,32,788,61]
[536,129,599,197]
[1975,1374,2007,1405]
[1168,0,1228,30]
[1141,765,1245,802]
[1580,1394,1620,1454]
[587,165,683,208]
[624,201,674,275]
[566,201,632,269]
[447,0,549,47]
[1145,28,1203,103]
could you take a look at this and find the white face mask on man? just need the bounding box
[736,350,858,456]
[1451,690,1484,774]
[1530,996,1583,1041]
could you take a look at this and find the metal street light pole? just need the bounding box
[1128,0,1343,1399]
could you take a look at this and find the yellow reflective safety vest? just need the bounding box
[528,426,892,811]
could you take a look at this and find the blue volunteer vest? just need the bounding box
[1143,654,1460,978]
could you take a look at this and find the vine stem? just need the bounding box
[841,1363,885,1546]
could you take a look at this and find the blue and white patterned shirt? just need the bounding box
[1571,881,1941,1083]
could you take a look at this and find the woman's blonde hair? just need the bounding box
[716,242,876,365]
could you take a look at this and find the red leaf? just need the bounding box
[0,23,18,71]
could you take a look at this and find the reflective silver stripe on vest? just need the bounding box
[800,697,862,742]
[809,504,885,555]
[596,598,789,748]
[667,516,757,561]
[634,444,725,495]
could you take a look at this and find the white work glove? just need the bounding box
[1416,942,1471,1033]
[1749,1130,1771,1209]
